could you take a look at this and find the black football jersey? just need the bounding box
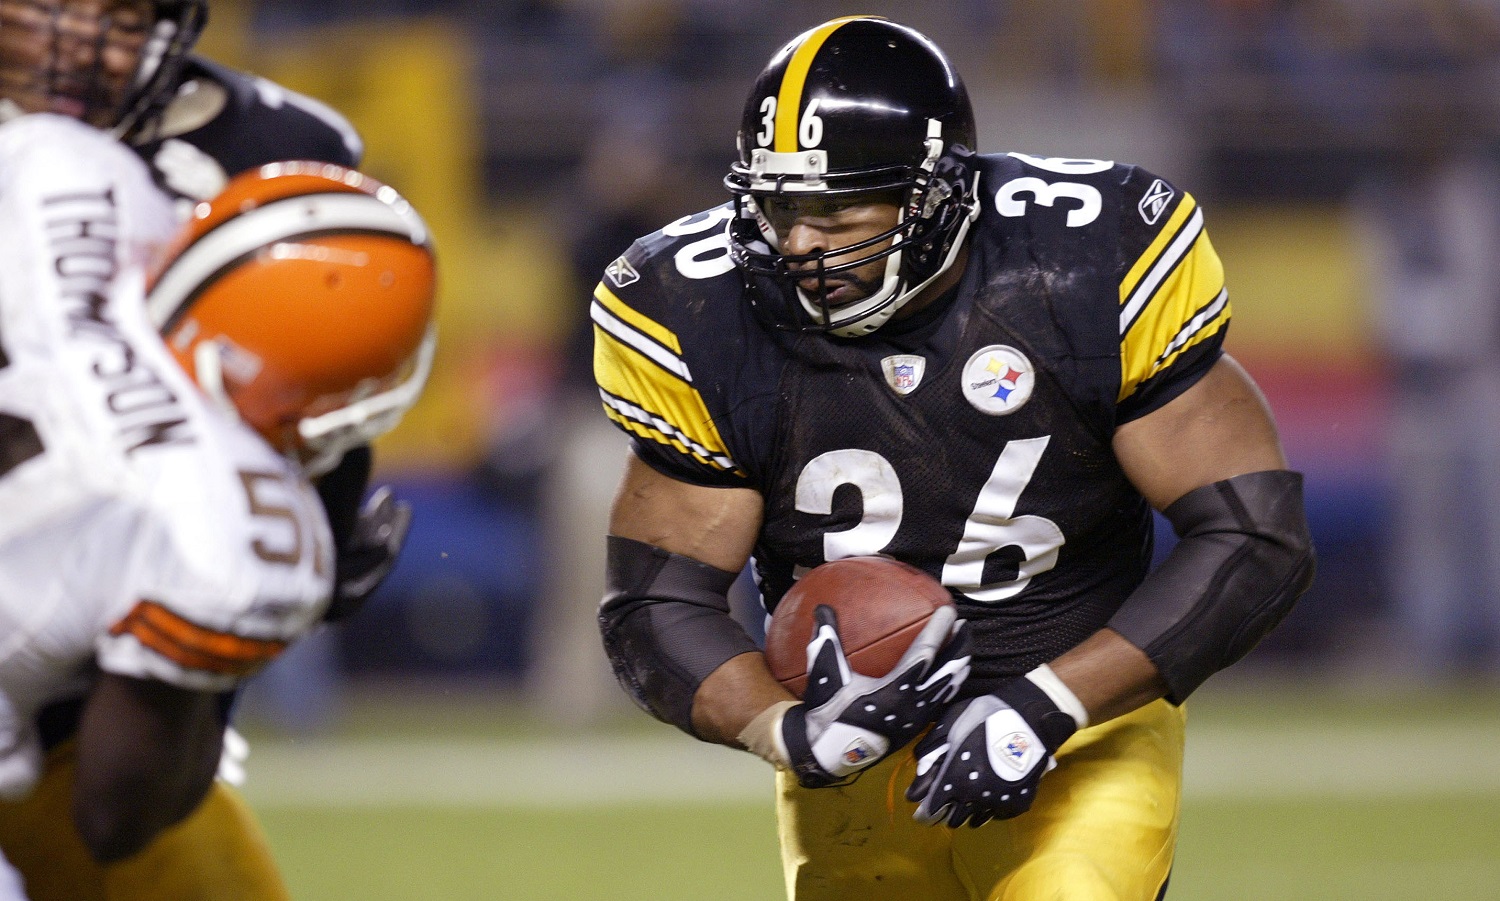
[593,152,1230,694]
[134,56,363,204]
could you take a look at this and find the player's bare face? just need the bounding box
[0,0,153,127]
[762,193,902,308]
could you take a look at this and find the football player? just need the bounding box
[0,5,405,898]
[0,0,395,612]
[0,114,434,900]
[595,16,1315,901]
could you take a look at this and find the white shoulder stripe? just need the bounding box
[1119,206,1204,336]
[599,389,737,471]
[590,300,692,382]
[1154,288,1229,368]
[148,190,428,329]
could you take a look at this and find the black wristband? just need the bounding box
[992,677,1077,754]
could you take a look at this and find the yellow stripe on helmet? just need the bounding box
[773,16,875,152]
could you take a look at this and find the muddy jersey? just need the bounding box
[0,116,333,797]
[593,152,1229,695]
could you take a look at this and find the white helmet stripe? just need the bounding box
[147,190,430,329]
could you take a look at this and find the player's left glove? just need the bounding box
[906,674,1079,828]
[323,486,412,622]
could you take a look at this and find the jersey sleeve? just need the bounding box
[93,445,334,694]
[590,238,752,489]
[238,73,364,168]
[1112,167,1230,422]
[101,599,293,691]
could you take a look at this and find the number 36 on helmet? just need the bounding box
[147,161,437,476]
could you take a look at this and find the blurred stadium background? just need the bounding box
[189,0,1500,896]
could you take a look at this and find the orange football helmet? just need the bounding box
[148,161,437,475]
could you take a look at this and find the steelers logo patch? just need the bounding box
[961,345,1034,416]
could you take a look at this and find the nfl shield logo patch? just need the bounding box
[881,354,926,396]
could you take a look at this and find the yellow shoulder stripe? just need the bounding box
[1118,224,1230,402]
[1119,193,1198,315]
[591,289,740,474]
[595,283,681,355]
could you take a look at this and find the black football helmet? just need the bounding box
[121,0,207,139]
[0,0,206,138]
[725,17,981,337]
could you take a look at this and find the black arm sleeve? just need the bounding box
[599,536,761,736]
[1108,469,1316,702]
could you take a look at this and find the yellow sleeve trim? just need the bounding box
[1119,223,1230,402]
[595,283,682,355]
[591,303,740,474]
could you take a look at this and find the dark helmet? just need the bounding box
[724,17,980,336]
[0,0,207,138]
[119,0,209,139]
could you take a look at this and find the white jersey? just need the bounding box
[0,849,21,901]
[0,115,334,797]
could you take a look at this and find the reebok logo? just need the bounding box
[1138,179,1174,225]
[606,256,639,288]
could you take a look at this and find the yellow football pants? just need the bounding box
[777,699,1186,901]
[0,742,289,901]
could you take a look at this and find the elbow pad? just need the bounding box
[1108,469,1316,702]
[599,536,759,736]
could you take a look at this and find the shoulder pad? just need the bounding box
[142,57,364,204]
[977,152,1228,417]
[175,57,361,162]
[591,204,755,485]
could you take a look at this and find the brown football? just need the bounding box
[763,556,954,698]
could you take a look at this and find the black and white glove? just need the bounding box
[906,672,1081,827]
[323,486,413,623]
[780,605,970,788]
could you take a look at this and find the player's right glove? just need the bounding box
[323,487,412,623]
[780,605,970,788]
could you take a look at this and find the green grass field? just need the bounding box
[242,679,1500,900]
